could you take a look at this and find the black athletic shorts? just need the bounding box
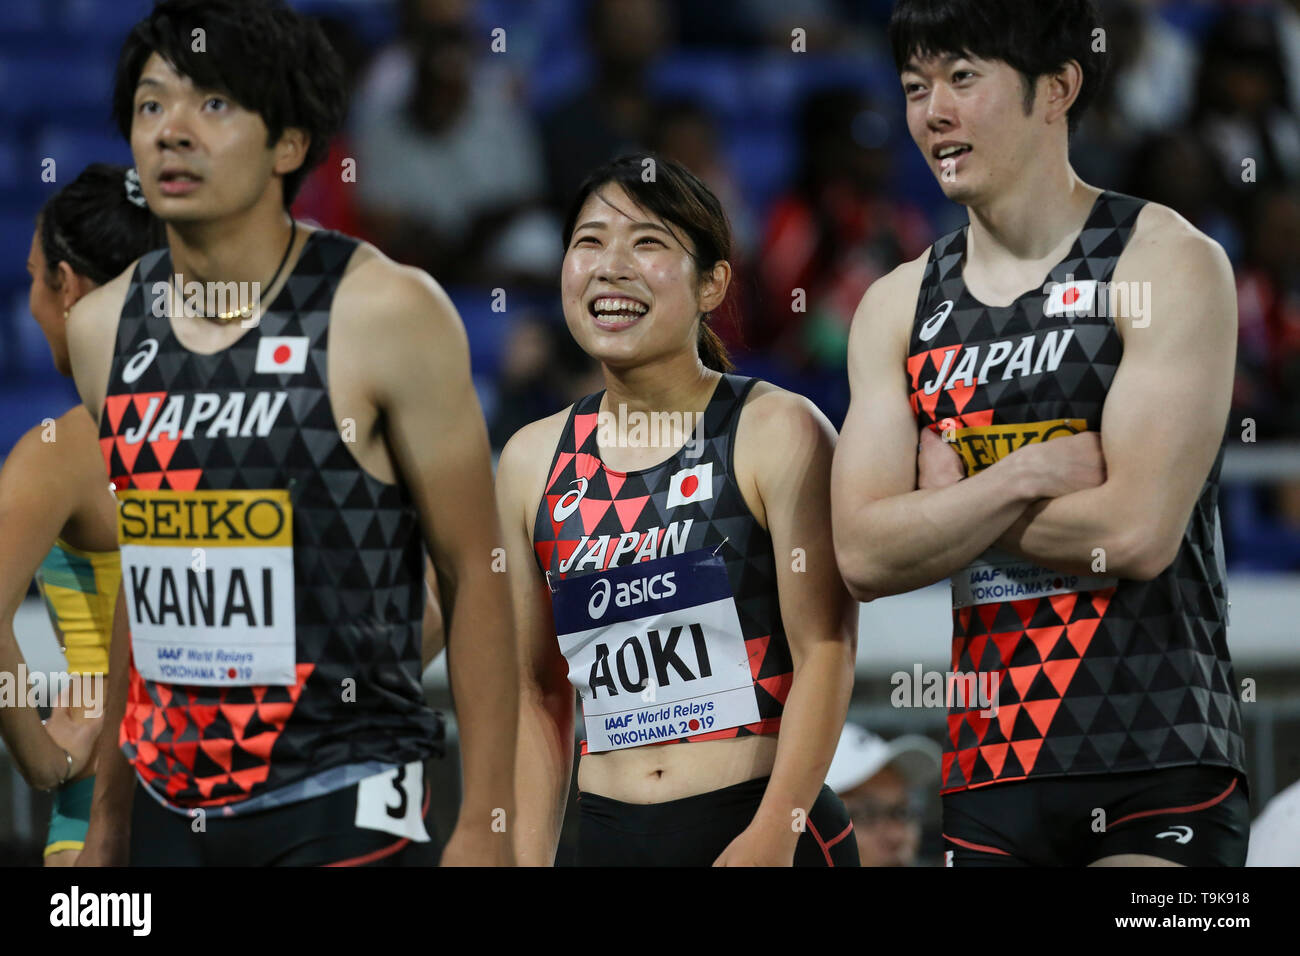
[942,765,1249,866]
[129,764,441,867]
[576,776,860,866]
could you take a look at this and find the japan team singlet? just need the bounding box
[906,191,1247,793]
[532,375,793,754]
[100,229,442,814]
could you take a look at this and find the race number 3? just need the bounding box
[355,760,430,842]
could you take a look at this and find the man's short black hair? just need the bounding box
[112,0,348,206]
[889,0,1107,133]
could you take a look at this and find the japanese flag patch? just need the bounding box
[255,336,310,375]
[1044,279,1098,317]
[666,462,713,509]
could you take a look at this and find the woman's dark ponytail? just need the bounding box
[697,318,734,373]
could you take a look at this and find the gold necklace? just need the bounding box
[174,219,298,323]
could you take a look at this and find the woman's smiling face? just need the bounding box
[561,183,709,370]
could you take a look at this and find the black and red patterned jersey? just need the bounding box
[906,191,1246,793]
[532,374,792,754]
[101,229,442,814]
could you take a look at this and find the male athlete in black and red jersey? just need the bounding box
[831,0,1249,866]
[498,156,858,866]
[66,0,516,866]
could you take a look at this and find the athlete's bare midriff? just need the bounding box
[577,733,778,804]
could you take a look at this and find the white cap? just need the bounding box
[825,723,942,794]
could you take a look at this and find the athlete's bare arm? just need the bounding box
[0,410,110,788]
[993,208,1237,579]
[719,385,856,864]
[342,256,518,864]
[496,411,574,866]
[78,584,131,866]
[831,256,1060,601]
[421,555,445,670]
[65,270,135,867]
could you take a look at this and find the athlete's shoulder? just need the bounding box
[1117,199,1235,320]
[1123,199,1232,278]
[498,406,574,481]
[861,248,931,312]
[737,380,837,463]
[496,405,575,526]
[330,237,470,386]
[53,403,100,445]
[66,260,134,341]
[847,248,931,361]
[66,263,136,422]
[334,237,463,334]
[1,406,97,499]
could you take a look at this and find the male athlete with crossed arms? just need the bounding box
[831,0,1249,866]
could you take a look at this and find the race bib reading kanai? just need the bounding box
[551,549,759,752]
[118,489,297,686]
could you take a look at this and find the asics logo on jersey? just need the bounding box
[552,477,588,522]
[588,578,612,618]
[1156,825,1194,844]
[919,300,954,342]
[121,338,159,384]
[586,571,677,620]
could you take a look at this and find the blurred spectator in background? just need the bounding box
[487,312,600,451]
[669,0,879,52]
[733,0,849,52]
[541,0,670,208]
[758,87,931,373]
[1282,0,1300,114]
[1072,0,1199,188]
[647,102,760,361]
[291,16,372,237]
[1101,0,1198,135]
[352,0,554,283]
[649,100,758,255]
[1191,9,1300,211]
[1235,188,1300,442]
[826,724,941,867]
[1124,130,1241,261]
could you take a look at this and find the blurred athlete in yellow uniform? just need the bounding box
[0,163,162,864]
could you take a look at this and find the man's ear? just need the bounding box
[273,127,311,177]
[1043,59,1083,126]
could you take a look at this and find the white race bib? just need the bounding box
[951,546,1116,608]
[355,761,430,842]
[119,489,297,686]
[551,549,760,753]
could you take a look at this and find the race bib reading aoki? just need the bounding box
[118,489,297,686]
[551,549,760,753]
[951,545,1117,608]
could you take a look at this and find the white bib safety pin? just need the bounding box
[544,569,558,594]
[711,536,730,556]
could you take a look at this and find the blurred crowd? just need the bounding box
[0,0,1292,563]
[293,0,1298,424]
[2,0,1298,867]
[287,0,1300,565]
